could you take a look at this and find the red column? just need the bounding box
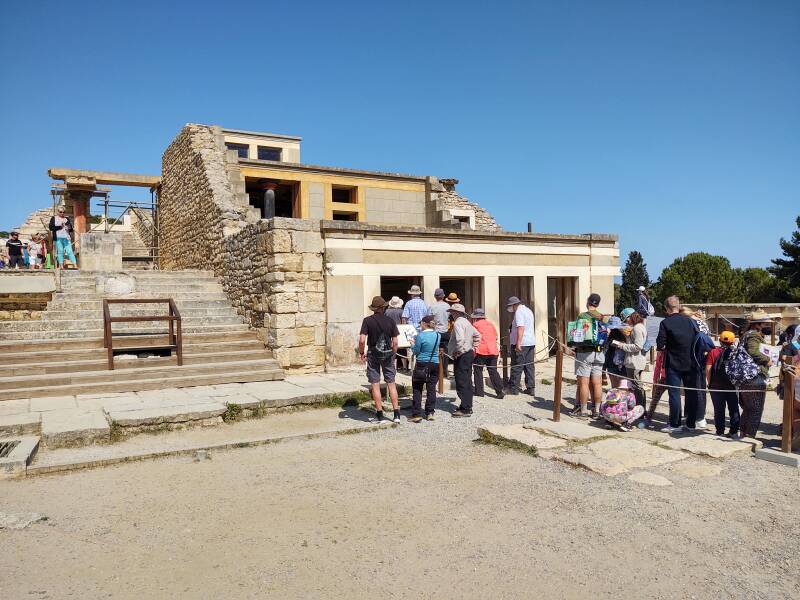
[72,195,88,235]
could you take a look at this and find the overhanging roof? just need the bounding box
[48,168,160,188]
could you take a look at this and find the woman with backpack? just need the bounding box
[705,331,739,437]
[737,313,773,439]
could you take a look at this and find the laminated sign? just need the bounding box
[567,318,595,347]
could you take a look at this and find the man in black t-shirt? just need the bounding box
[358,295,401,424]
[5,232,25,269]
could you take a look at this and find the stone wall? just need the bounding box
[0,293,50,321]
[220,218,326,371]
[427,177,501,231]
[130,208,156,254]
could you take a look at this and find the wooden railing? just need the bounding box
[102,299,182,370]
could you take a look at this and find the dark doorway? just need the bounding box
[439,277,484,314]
[498,276,534,347]
[380,276,423,304]
[245,178,298,218]
[547,277,578,355]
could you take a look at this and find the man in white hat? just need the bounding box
[401,284,428,333]
[636,285,654,318]
[447,303,481,417]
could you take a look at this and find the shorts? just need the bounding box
[8,255,25,268]
[367,352,396,384]
[29,255,41,266]
[575,350,605,378]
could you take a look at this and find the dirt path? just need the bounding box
[2,386,798,599]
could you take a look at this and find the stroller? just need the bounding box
[599,379,645,432]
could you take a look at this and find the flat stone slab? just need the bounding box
[0,399,30,416]
[0,412,41,436]
[628,471,673,486]
[0,436,40,479]
[478,424,567,451]
[41,409,110,448]
[523,419,617,441]
[667,461,724,479]
[588,438,687,469]
[107,402,227,427]
[754,447,800,468]
[0,511,47,529]
[29,396,77,412]
[556,450,628,476]
[661,435,756,458]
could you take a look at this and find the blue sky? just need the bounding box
[1,0,797,276]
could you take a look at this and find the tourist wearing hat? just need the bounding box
[705,330,739,437]
[738,311,773,439]
[506,296,536,396]
[471,308,504,399]
[358,296,401,424]
[5,232,24,269]
[444,292,461,305]
[410,315,440,422]
[656,295,701,433]
[611,308,648,407]
[447,303,481,417]
[428,288,452,377]
[571,293,611,418]
[385,296,404,325]
[401,284,429,333]
[636,285,655,318]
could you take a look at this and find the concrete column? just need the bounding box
[532,274,550,358]
[483,275,500,329]
[363,275,381,317]
[423,275,440,306]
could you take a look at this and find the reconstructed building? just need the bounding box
[156,124,620,372]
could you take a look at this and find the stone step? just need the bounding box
[60,272,216,282]
[1,348,271,377]
[0,330,261,352]
[0,366,284,400]
[0,315,244,332]
[41,307,239,320]
[48,292,232,303]
[0,323,251,340]
[0,358,281,391]
[62,283,223,293]
[1,338,266,365]
[45,300,237,312]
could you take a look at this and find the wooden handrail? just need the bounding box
[102,298,183,370]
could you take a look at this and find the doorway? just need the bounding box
[498,276,534,347]
[439,277,484,313]
[547,277,578,353]
[245,178,299,218]
[380,276,423,304]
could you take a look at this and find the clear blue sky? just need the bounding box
[1,0,797,276]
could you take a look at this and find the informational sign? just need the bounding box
[396,324,417,349]
[758,343,781,365]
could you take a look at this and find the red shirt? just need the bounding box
[473,318,499,356]
[705,346,725,368]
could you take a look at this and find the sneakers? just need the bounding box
[452,409,473,418]
[409,415,423,423]
[393,415,401,424]
[369,415,391,424]
[495,391,505,399]
[426,413,435,421]
[661,425,684,433]
[696,419,709,430]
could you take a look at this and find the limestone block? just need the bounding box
[314,324,326,346]
[295,311,325,327]
[304,280,325,293]
[269,326,315,347]
[268,281,305,294]
[269,253,303,272]
[289,345,325,367]
[267,293,299,314]
[628,472,673,486]
[292,230,323,254]
[298,292,324,313]
[301,253,323,273]
[268,313,296,329]
[264,272,285,283]
[266,230,292,253]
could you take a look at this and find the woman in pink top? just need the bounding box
[470,308,505,399]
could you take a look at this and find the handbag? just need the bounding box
[412,332,440,382]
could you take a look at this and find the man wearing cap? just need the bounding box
[471,308,504,399]
[428,288,452,376]
[359,296,401,424]
[506,296,536,396]
[447,303,481,417]
[572,293,610,417]
[401,284,429,333]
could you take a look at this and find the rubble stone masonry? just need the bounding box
[159,124,325,372]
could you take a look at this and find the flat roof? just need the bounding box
[48,168,160,187]
[237,158,428,183]
[220,127,302,142]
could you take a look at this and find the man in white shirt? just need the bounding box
[506,296,536,396]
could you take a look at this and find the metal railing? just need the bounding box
[102,299,182,370]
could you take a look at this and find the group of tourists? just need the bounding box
[1,207,77,270]
[358,286,537,423]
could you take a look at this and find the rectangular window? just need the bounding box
[257,146,282,161]
[332,211,358,221]
[225,143,249,159]
[331,186,356,203]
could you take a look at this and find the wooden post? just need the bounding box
[649,347,655,365]
[553,345,563,422]
[715,312,720,336]
[771,320,776,346]
[501,344,509,384]
[438,348,444,394]
[781,357,794,453]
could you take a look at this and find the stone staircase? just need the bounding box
[0,270,284,399]
[121,229,154,270]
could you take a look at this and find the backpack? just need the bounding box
[692,330,717,372]
[709,347,733,388]
[372,330,394,359]
[566,317,608,350]
[637,294,655,318]
[725,334,760,387]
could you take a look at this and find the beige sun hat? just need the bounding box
[748,309,773,323]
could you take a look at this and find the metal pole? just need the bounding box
[781,357,794,453]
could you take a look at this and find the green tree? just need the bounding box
[770,215,800,300]
[618,250,650,311]
[737,267,789,303]
[652,252,745,306]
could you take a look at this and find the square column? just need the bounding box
[532,274,550,359]
[423,275,440,305]
[363,275,381,317]
[483,275,500,329]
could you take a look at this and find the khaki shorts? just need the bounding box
[575,350,605,378]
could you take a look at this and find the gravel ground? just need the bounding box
[1,382,798,600]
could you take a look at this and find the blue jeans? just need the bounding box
[55,237,76,266]
[665,367,700,428]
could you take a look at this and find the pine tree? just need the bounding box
[618,251,651,311]
[770,215,800,300]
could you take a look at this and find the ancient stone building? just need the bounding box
[156,124,620,372]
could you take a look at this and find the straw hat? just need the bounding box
[445,292,461,304]
[407,285,422,296]
[447,303,468,316]
[748,309,772,323]
[388,296,403,309]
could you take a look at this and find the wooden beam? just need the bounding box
[48,168,160,187]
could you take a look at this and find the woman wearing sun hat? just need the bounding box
[738,310,773,438]
[611,308,648,407]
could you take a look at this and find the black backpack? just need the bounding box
[710,346,733,388]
